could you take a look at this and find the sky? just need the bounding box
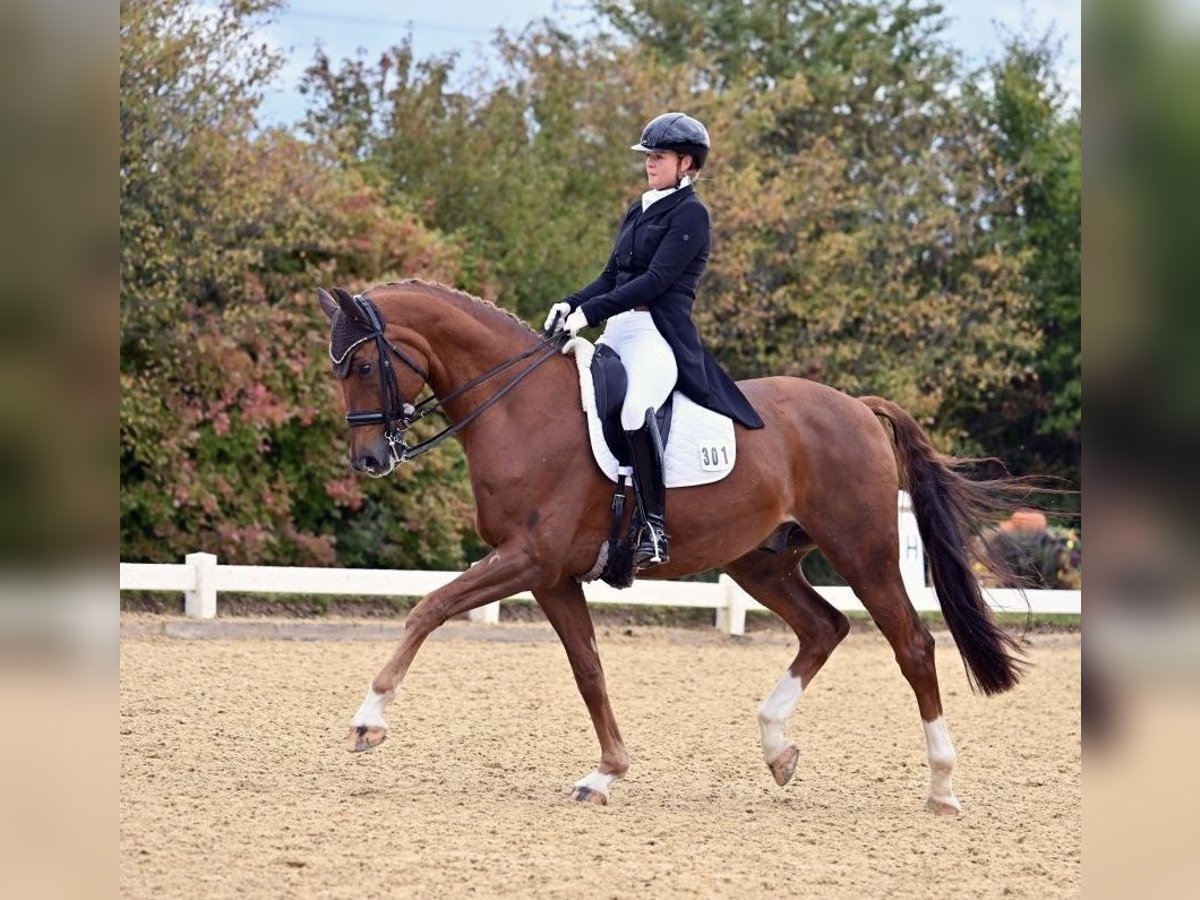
[255,0,1081,126]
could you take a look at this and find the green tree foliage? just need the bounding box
[962,32,1081,485]
[120,0,481,567]
[298,28,674,320]
[596,0,1037,440]
[119,0,1081,567]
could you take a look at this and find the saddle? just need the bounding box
[569,338,737,488]
[590,343,674,466]
[566,338,739,588]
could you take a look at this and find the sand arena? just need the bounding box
[121,618,1080,898]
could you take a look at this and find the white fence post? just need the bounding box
[897,490,925,594]
[184,552,218,619]
[464,557,501,624]
[116,493,1081,624]
[467,601,501,625]
[716,574,746,636]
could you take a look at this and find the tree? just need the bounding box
[121,0,285,365]
[120,0,1079,573]
[120,0,483,567]
[959,31,1081,486]
[594,0,1038,445]
[299,25,674,321]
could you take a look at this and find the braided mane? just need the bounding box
[380,279,537,341]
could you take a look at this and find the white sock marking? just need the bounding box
[923,717,959,807]
[758,673,804,763]
[574,769,618,799]
[351,686,394,729]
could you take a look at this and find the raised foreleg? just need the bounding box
[346,545,536,752]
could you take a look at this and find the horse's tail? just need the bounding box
[860,396,1027,695]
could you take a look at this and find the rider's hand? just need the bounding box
[563,308,589,336]
[543,301,571,334]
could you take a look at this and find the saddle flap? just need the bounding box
[571,338,735,489]
[590,344,673,464]
[590,344,629,465]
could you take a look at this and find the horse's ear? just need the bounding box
[317,288,338,321]
[331,286,365,323]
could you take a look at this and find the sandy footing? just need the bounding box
[121,620,1080,898]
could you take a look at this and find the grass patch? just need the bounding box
[121,590,1079,633]
[120,591,423,619]
[839,609,1079,633]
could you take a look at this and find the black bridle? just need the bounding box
[334,294,566,467]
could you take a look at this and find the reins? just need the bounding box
[342,294,566,465]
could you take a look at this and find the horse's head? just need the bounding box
[319,287,429,478]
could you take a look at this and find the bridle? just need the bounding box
[332,294,566,468]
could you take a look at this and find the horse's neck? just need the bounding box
[378,287,542,417]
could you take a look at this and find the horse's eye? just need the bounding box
[357,362,372,376]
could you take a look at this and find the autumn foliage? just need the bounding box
[120,0,1079,567]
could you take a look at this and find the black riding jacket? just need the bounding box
[564,185,764,429]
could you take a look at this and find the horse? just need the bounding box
[317,280,1026,814]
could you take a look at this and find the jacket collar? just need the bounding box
[636,183,694,223]
[641,175,691,212]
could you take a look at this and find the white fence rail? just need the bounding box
[120,494,1080,634]
[120,556,1080,637]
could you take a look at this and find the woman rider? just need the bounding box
[544,112,764,570]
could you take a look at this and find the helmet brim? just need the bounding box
[630,142,652,152]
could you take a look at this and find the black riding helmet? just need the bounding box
[631,112,710,170]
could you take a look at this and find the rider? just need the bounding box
[544,112,764,570]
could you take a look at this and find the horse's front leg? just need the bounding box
[533,580,629,805]
[346,545,534,752]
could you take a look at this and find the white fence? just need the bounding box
[117,554,1080,636]
[122,499,1080,635]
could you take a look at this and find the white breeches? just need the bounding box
[597,310,678,430]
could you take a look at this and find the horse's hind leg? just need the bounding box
[864,583,961,815]
[725,544,850,787]
[533,580,630,805]
[819,535,962,815]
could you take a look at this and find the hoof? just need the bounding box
[346,725,387,753]
[767,745,800,787]
[925,796,962,816]
[569,786,608,806]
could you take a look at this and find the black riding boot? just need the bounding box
[626,409,670,569]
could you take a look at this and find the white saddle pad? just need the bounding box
[566,338,736,488]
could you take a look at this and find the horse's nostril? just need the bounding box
[352,454,378,473]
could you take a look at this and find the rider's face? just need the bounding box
[644,150,690,190]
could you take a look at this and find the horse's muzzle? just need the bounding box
[351,449,394,478]
[350,427,407,477]
[351,452,378,474]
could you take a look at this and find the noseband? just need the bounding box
[329,294,429,466]
[331,293,565,467]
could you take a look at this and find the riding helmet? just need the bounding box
[631,112,710,170]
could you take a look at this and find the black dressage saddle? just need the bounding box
[590,343,674,464]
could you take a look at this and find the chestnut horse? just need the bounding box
[318,280,1025,814]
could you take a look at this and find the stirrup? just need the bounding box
[634,524,670,568]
